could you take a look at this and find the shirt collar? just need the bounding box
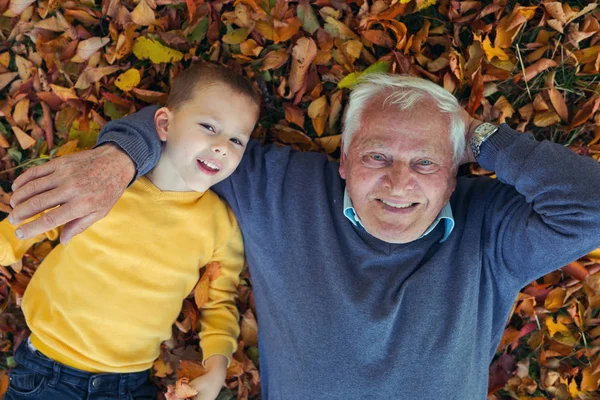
[343,188,454,243]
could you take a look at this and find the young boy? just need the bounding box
[0,62,261,400]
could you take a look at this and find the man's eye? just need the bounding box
[230,138,243,146]
[370,153,386,161]
[200,123,215,132]
[418,159,433,166]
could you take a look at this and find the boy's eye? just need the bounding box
[200,123,215,133]
[230,138,243,146]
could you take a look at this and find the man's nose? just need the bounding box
[382,163,416,192]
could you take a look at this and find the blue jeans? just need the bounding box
[3,340,157,399]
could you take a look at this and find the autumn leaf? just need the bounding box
[289,37,317,94]
[153,357,174,378]
[132,37,184,64]
[115,69,141,92]
[175,377,198,398]
[12,126,36,149]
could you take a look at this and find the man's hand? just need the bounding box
[189,355,228,400]
[8,144,135,244]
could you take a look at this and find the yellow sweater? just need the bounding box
[0,177,244,373]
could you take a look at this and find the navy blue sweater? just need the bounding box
[99,107,600,399]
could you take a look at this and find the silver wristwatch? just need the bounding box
[469,122,499,160]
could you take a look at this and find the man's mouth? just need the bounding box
[377,199,418,211]
[197,159,221,175]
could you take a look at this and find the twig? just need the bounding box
[0,156,50,175]
[515,44,532,101]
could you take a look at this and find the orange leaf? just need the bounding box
[193,276,209,309]
[562,261,588,281]
[50,84,79,102]
[519,58,558,82]
[548,87,569,122]
[260,49,289,71]
[362,30,395,48]
[581,366,600,391]
[13,97,29,127]
[571,96,600,128]
[307,95,328,136]
[178,360,207,380]
[153,358,174,378]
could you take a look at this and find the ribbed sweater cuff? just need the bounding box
[477,124,521,172]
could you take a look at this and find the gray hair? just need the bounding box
[342,74,466,165]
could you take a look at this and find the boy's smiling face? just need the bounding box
[152,82,259,192]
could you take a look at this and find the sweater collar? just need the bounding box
[342,188,454,243]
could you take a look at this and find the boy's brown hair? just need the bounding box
[166,62,260,111]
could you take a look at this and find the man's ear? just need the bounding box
[154,107,172,142]
[339,139,347,180]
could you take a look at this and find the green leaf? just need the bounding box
[189,17,209,44]
[103,101,125,120]
[68,120,101,149]
[0,121,7,134]
[7,148,22,164]
[297,0,320,34]
[338,61,391,89]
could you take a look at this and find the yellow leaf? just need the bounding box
[222,28,249,45]
[546,317,570,337]
[115,69,141,92]
[133,37,183,64]
[308,95,328,136]
[544,287,566,311]
[0,52,10,68]
[533,110,561,127]
[50,84,78,102]
[314,134,341,154]
[581,366,600,391]
[55,140,80,157]
[481,36,509,61]
[12,126,36,150]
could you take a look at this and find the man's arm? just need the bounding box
[8,107,162,243]
[474,123,600,286]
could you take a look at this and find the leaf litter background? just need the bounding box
[0,0,600,398]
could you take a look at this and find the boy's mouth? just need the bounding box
[197,159,221,175]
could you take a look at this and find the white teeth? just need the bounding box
[200,160,220,171]
[381,199,414,209]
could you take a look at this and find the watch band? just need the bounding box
[469,122,499,160]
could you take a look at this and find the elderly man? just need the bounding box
[8,74,600,399]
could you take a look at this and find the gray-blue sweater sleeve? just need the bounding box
[477,125,600,286]
[96,105,162,181]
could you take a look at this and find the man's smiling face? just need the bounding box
[339,96,457,244]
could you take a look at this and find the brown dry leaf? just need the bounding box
[289,37,317,94]
[204,261,221,281]
[283,103,305,128]
[0,72,18,92]
[241,309,258,347]
[518,58,559,83]
[260,49,289,71]
[581,366,600,391]
[131,0,156,26]
[193,275,210,309]
[571,96,600,128]
[153,357,174,378]
[12,126,36,149]
[13,97,29,127]
[0,370,7,397]
[175,377,198,398]
[307,95,328,136]
[6,0,36,16]
[545,287,567,311]
[73,37,110,62]
[548,87,569,122]
[50,84,79,102]
[74,65,120,90]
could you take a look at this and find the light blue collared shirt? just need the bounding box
[342,189,455,243]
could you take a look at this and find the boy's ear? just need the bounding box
[154,107,172,142]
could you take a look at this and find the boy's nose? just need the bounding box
[211,143,228,156]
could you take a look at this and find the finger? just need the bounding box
[14,201,85,240]
[11,160,58,191]
[9,187,72,225]
[10,174,59,208]
[60,213,102,244]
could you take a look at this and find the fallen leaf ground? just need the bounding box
[0,0,600,399]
